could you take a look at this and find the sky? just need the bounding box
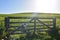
[0,0,60,14]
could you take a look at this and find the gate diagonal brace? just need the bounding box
[37,18,52,29]
[10,17,34,34]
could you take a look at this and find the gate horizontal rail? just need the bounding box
[8,17,54,19]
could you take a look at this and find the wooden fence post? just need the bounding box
[5,17,9,29]
[5,17,10,40]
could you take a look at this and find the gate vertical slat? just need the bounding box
[53,17,56,29]
[34,17,36,33]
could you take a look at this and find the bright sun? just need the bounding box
[35,0,57,13]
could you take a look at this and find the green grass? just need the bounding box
[0,13,60,40]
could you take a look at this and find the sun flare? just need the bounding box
[34,0,57,13]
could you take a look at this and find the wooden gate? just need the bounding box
[5,17,56,39]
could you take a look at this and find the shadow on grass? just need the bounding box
[16,33,42,40]
[16,28,60,40]
[17,32,48,40]
[47,28,60,40]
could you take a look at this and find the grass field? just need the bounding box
[0,13,60,40]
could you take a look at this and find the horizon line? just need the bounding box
[0,11,60,14]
